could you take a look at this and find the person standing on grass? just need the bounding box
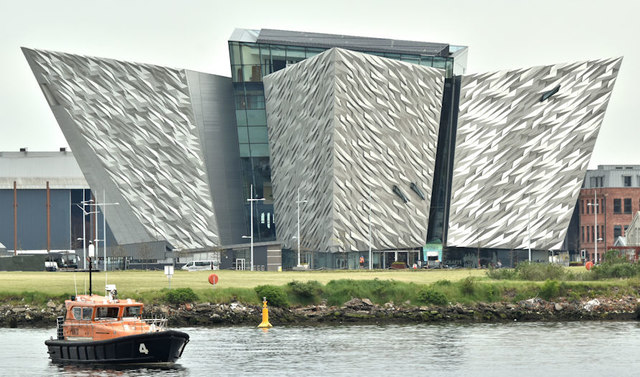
[360,256,365,269]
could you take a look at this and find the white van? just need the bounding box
[181,260,218,271]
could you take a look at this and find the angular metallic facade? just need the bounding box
[447,58,623,250]
[23,48,244,251]
[264,48,444,252]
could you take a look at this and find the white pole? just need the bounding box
[94,194,99,270]
[250,184,254,272]
[594,190,598,264]
[296,187,308,267]
[103,191,107,272]
[82,190,86,270]
[297,188,301,267]
[367,192,372,270]
[528,196,532,262]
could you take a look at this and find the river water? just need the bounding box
[2,321,639,376]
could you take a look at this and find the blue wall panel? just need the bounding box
[0,191,14,250]
[17,190,47,250]
[0,189,72,251]
[50,190,71,249]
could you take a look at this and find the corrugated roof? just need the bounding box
[231,28,451,57]
[0,151,88,189]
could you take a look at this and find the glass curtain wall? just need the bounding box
[229,40,455,243]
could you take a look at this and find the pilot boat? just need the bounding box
[45,284,189,364]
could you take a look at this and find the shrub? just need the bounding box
[487,267,518,280]
[165,288,198,305]
[538,280,560,300]
[255,285,289,308]
[459,277,476,296]
[590,250,640,279]
[433,279,452,286]
[417,288,448,306]
[287,280,323,305]
[517,262,567,281]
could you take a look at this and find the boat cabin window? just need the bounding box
[96,306,120,319]
[72,307,93,320]
[123,306,142,318]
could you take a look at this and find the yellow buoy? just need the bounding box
[258,296,273,328]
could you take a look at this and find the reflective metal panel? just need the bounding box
[265,48,444,252]
[448,58,623,250]
[23,48,220,250]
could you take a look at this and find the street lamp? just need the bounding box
[527,195,532,262]
[83,195,119,272]
[77,199,96,270]
[246,184,265,271]
[360,192,373,270]
[296,187,307,267]
[587,190,599,263]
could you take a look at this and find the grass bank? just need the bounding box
[1,268,639,309]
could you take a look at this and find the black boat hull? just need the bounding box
[45,330,189,364]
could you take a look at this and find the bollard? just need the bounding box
[257,296,273,328]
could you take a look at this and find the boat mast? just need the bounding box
[88,241,94,296]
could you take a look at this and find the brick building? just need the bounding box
[579,165,640,262]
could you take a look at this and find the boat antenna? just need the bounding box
[74,272,77,297]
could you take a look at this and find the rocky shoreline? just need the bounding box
[3,296,640,328]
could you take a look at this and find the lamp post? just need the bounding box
[82,197,119,272]
[77,198,96,270]
[360,192,373,270]
[587,190,599,263]
[527,196,532,262]
[246,184,265,271]
[296,187,307,267]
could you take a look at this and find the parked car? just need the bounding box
[181,260,218,271]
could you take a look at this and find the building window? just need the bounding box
[581,226,585,242]
[624,198,632,214]
[624,225,629,235]
[601,225,605,240]
[624,176,632,187]
[614,225,622,239]
[614,199,622,214]
[590,176,603,188]
[580,200,584,214]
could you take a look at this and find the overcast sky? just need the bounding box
[1,0,637,168]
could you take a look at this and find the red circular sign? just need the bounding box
[208,273,219,285]
[585,261,594,270]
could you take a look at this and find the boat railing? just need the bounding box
[61,317,168,334]
[143,317,168,331]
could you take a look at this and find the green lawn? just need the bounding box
[0,268,487,296]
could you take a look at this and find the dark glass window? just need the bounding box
[624,176,632,187]
[614,199,622,214]
[624,198,632,214]
[614,225,622,239]
[581,226,585,242]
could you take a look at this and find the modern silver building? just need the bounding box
[264,47,622,264]
[23,48,245,258]
[264,48,445,254]
[16,28,623,268]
